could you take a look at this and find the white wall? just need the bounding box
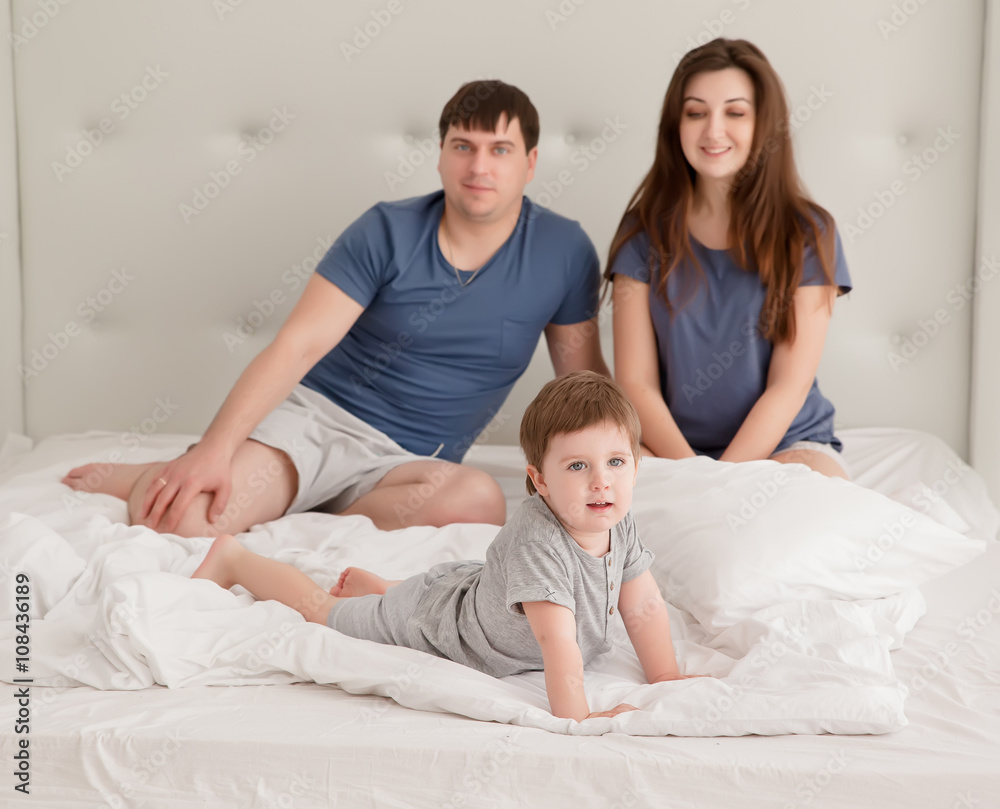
[3,1,994,492]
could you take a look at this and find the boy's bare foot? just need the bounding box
[329,567,396,598]
[191,534,242,589]
[62,462,156,500]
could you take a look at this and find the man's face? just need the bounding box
[437,114,537,225]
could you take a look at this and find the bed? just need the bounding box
[0,429,999,805]
[2,1,999,806]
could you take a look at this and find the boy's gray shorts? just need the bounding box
[248,383,423,514]
[326,561,481,654]
[324,568,433,646]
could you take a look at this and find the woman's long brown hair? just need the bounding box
[605,38,836,344]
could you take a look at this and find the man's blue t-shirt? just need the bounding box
[300,191,599,463]
[611,228,852,458]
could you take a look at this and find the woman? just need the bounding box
[607,38,851,478]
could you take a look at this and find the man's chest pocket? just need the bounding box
[498,317,544,369]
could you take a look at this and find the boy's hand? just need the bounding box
[651,673,711,683]
[585,703,639,720]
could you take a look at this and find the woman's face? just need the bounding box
[679,68,756,185]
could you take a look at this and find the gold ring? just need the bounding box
[157,477,168,486]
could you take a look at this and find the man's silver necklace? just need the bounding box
[441,221,483,287]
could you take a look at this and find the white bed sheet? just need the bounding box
[0,428,997,807]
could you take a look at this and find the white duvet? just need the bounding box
[0,431,990,737]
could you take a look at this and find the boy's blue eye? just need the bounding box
[569,462,585,471]
[609,458,625,467]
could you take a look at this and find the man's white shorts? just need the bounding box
[249,384,423,514]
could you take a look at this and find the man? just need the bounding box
[63,80,608,536]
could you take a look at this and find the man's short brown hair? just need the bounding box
[520,371,641,495]
[438,80,540,152]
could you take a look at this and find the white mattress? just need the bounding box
[0,429,997,807]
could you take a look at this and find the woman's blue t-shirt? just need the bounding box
[611,228,852,458]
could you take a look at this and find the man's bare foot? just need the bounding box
[62,462,156,500]
[191,534,242,589]
[329,567,397,598]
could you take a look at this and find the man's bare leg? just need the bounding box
[193,534,337,624]
[126,440,298,537]
[341,459,506,530]
[62,461,152,499]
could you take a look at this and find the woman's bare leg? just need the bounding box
[771,448,849,480]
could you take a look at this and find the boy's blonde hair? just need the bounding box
[520,371,642,495]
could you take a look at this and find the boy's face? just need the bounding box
[527,421,637,549]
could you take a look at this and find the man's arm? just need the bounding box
[543,318,610,377]
[142,274,364,530]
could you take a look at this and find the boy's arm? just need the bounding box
[522,600,637,721]
[522,600,590,720]
[618,569,698,683]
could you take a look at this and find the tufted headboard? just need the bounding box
[2,1,998,497]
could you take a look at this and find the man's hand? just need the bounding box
[139,442,234,533]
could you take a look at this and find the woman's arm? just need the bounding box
[612,275,697,459]
[720,285,835,462]
[522,600,637,721]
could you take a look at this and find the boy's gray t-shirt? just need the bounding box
[395,494,654,678]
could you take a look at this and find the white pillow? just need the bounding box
[632,457,987,633]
